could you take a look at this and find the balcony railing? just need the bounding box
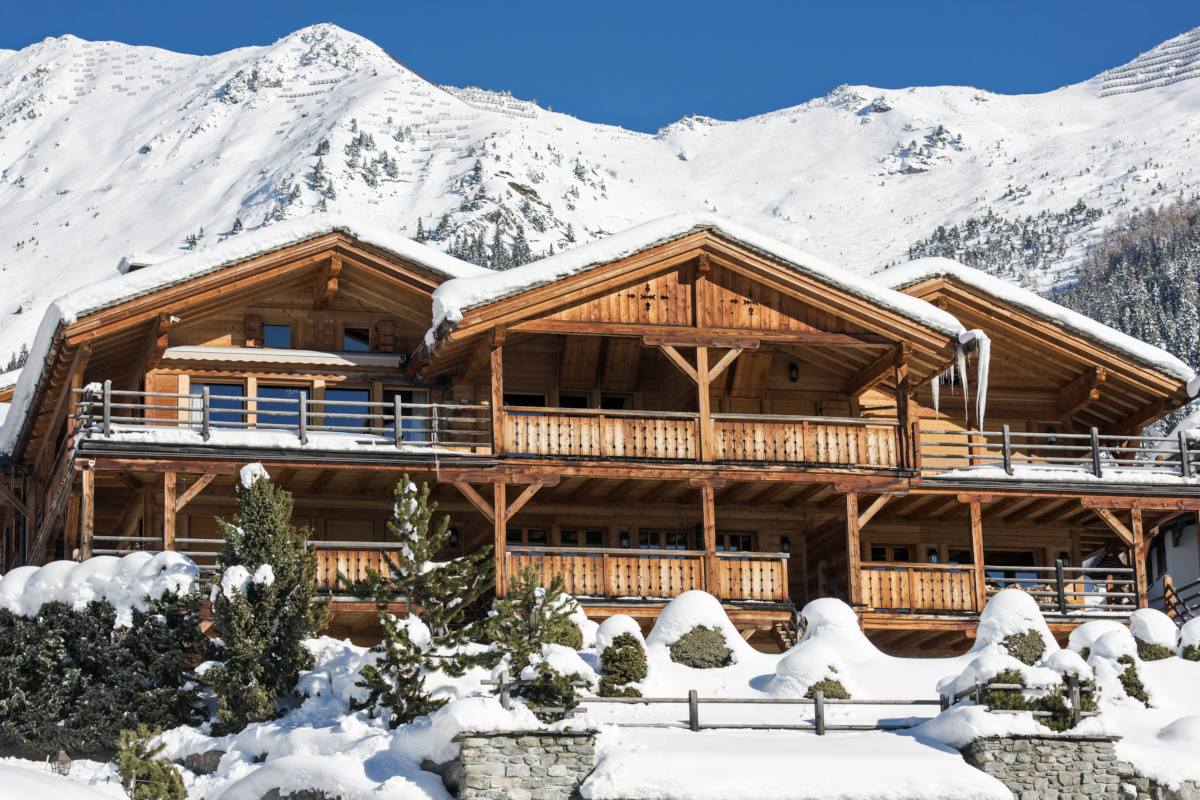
[73,382,491,453]
[504,406,903,469]
[505,545,790,603]
[860,560,1137,617]
[920,425,1199,480]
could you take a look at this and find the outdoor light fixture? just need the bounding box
[52,750,72,776]
[787,362,799,382]
[780,536,790,554]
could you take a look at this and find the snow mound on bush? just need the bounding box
[972,588,1057,655]
[1068,619,1128,653]
[1091,628,1137,661]
[1129,608,1179,650]
[0,762,122,800]
[915,704,1047,749]
[1042,648,1092,680]
[797,597,879,661]
[768,640,857,698]
[567,601,599,650]
[393,695,541,765]
[645,590,756,661]
[524,643,598,686]
[936,652,1063,698]
[595,614,644,655]
[1157,716,1200,745]
[209,751,449,800]
[239,461,270,488]
[1182,618,1200,651]
[0,551,198,626]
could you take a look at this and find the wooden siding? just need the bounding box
[860,563,977,612]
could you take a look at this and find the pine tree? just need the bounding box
[414,218,426,242]
[206,467,326,733]
[564,222,576,243]
[490,226,509,270]
[433,213,451,242]
[350,478,494,725]
[116,725,185,800]
[231,217,243,234]
[315,138,330,156]
[511,226,533,266]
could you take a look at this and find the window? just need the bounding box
[639,529,692,550]
[947,549,973,565]
[343,326,371,352]
[258,385,304,429]
[323,387,371,430]
[868,544,912,562]
[383,389,431,443]
[263,323,292,349]
[600,393,632,410]
[190,382,245,427]
[716,532,754,552]
[558,393,589,409]
[504,393,547,408]
[507,528,548,546]
[560,528,605,547]
[984,550,1041,590]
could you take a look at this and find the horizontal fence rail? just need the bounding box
[73,382,492,453]
[941,675,1097,729]
[505,545,789,602]
[921,424,1199,479]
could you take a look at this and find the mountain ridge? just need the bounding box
[1,22,1199,363]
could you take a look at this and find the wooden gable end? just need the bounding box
[545,263,695,327]
[700,263,870,334]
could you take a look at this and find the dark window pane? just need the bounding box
[526,529,547,545]
[504,393,547,408]
[258,385,303,429]
[263,324,292,349]
[560,529,579,546]
[191,383,245,427]
[584,529,605,547]
[665,531,689,550]
[893,547,911,562]
[638,531,655,549]
[324,388,370,430]
[506,528,523,545]
[948,549,972,565]
[383,389,430,443]
[870,545,887,562]
[600,394,632,410]
[343,327,371,352]
[559,394,589,409]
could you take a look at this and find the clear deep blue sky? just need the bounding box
[5,1,1199,132]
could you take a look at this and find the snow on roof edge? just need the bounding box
[877,256,1196,385]
[0,214,488,456]
[428,213,966,346]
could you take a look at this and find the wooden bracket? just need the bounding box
[658,344,698,383]
[505,482,546,522]
[455,482,496,522]
[0,482,28,519]
[688,476,730,490]
[174,472,218,513]
[857,495,892,529]
[314,254,342,310]
[846,345,900,397]
[1093,507,1135,547]
[141,314,171,372]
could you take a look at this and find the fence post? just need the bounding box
[974,681,983,707]
[1089,427,1103,477]
[1001,424,1013,476]
[1066,674,1081,729]
[101,380,112,437]
[432,403,440,447]
[688,689,700,732]
[298,390,308,445]
[200,386,211,441]
[1179,430,1192,479]
[1055,558,1068,616]
[393,394,404,448]
[498,670,512,711]
[813,689,826,736]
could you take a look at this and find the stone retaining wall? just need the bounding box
[961,735,1126,800]
[449,730,597,800]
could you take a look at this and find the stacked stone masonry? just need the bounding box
[450,730,597,800]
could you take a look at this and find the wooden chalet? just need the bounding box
[1,215,1198,652]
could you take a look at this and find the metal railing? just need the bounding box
[921,424,1199,479]
[941,674,1097,729]
[985,560,1136,615]
[73,381,491,451]
[1155,574,1200,625]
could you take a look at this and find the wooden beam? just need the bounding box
[1132,508,1147,608]
[313,254,342,310]
[174,472,218,512]
[140,313,172,373]
[1093,507,1135,547]
[454,482,495,522]
[1080,497,1200,511]
[657,344,698,383]
[493,482,507,596]
[37,341,92,468]
[1059,366,1108,417]
[847,345,899,397]
[505,482,545,522]
[1111,398,1171,436]
[707,347,744,383]
[969,498,986,611]
[490,335,505,454]
[696,346,713,462]
[162,472,176,550]
[0,481,29,519]
[846,492,862,605]
[893,343,913,467]
[512,319,890,347]
[700,481,719,596]
[857,494,892,529]
[81,467,95,560]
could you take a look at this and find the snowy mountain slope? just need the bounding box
[2,22,1200,362]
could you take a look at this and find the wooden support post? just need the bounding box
[493,482,507,597]
[490,334,505,455]
[64,491,81,561]
[162,472,176,551]
[845,493,862,606]
[700,481,719,596]
[969,499,986,611]
[1132,507,1147,608]
[697,346,713,462]
[893,345,911,469]
[80,466,94,560]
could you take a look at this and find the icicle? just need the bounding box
[956,343,970,422]
[974,332,991,430]
[931,370,940,418]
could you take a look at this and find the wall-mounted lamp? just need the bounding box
[449,528,460,547]
[780,536,791,554]
[618,530,630,548]
[787,362,800,383]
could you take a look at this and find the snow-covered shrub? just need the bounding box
[938,650,1094,732]
[599,632,647,697]
[1088,628,1151,706]
[973,589,1057,659]
[116,725,185,800]
[668,626,733,668]
[1181,619,1200,661]
[769,639,856,699]
[806,669,850,700]
[1129,608,1178,661]
[1067,619,1128,662]
[0,558,205,758]
[645,590,753,667]
[1001,630,1046,665]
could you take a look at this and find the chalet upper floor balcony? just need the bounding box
[70,382,1200,487]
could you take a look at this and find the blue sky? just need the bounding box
[5,1,1199,131]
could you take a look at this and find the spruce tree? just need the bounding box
[231,217,243,234]
[116,725,185,800]
[350,478,493,725]
[207,467,325,733]
[414,218,426,242]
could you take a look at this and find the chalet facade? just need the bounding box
[1,214,1198,652]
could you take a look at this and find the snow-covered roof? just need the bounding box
[429,213,966,344]
[878,257,1196,385]
[0,214,487,456]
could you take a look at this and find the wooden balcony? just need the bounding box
[503,406,902,469]
[860,562,977,614]
[505,545,790,603]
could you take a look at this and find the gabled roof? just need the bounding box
[428,213,965,346]
[878,257,1195,385]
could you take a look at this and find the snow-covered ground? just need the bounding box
[5,557,1200,799]
[2,22,1200,363]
